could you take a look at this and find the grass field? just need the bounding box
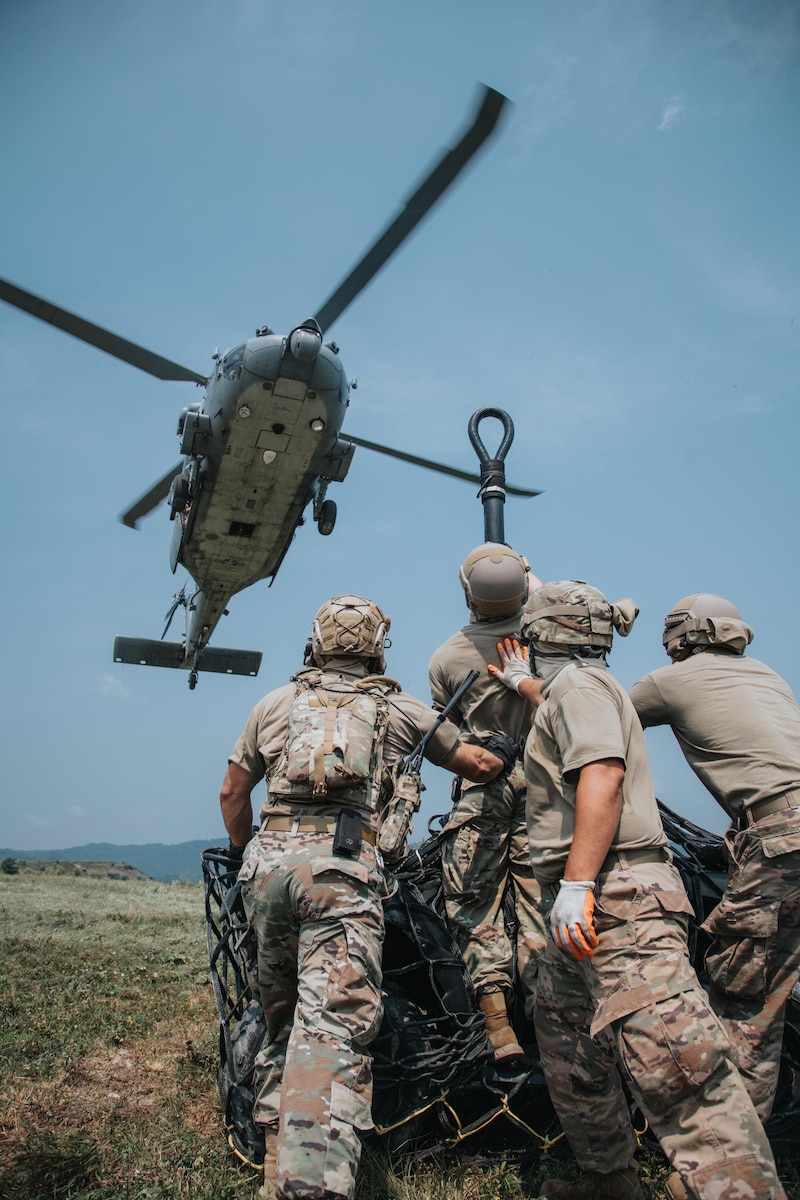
[0,874,797,1200]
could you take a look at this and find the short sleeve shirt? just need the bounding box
[629,651,800,820]
[526,661,667,883]
[428,613,532,746]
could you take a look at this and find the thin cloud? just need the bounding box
[520,51,578,141]
[658,95,685,132]
[96,674,131,700]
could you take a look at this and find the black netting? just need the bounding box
[202,799,800,1166]
[202,849,265,1165]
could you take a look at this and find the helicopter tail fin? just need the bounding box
[113,637,262,679]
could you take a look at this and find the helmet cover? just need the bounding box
[310,595,390,671]
[663,593,753,659]
[522,580,638,651]
[459,543,530,618]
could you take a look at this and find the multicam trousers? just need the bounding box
[441,763,546,1007]
[536,861,785,1200]
[238,826,392,1200]
[703,806,800,1120]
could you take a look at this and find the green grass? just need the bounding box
[0,874,245,1199]
[0,875,797,1200]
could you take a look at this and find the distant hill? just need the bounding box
[0,839,224,883]
[11,860,152,882]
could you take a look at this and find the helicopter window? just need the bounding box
[229,521,255,538]
[221,344,245,381]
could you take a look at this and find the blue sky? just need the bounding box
[1,0,797,850]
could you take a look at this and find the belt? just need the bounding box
[600,846,671,874]
[746,790,800,826]
[260,814,377,845]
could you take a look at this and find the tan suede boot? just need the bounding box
[665,1173,689,1200]
[259,1131,278,1200]
[478,990,524,1061]
[538,1166,644,1200]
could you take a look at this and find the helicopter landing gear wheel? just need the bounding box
[168,474,191,519]
[317,499,336,536]
[189,670,199,690]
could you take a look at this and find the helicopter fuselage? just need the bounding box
[172,326,356,661]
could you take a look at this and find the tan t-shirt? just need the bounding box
[228,662,460,828]
[629,650,800,821]
[526,661,667,882]
[428,613,532,746]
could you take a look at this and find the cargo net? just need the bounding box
[202,842,557,1168]
[202,801,800,1169]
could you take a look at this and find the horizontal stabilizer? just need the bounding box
[195,646,263,677]
[113,637,262,678]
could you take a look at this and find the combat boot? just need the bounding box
[478,989,524,1061]
[259,1131,278,1200]
[538,1165,644,1200]
[664,1173,689,1200]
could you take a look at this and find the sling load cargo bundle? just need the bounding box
[202,800,800,1168]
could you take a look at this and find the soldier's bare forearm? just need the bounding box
[565,759,624,881]
[220,762,259,847]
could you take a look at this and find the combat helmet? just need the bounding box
[662,594,754,661]
[460,543,530,619]
[521,580,638,656]
[308,595,391,672]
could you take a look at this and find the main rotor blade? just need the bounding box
[0,277,207,384]
[312,84,510,333]
[119,462,183,528]
[343,433,541,498]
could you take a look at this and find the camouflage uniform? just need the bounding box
[528,659,785,1200]
[429,614,546,1008]
[231,661,461,1200]
[631,650,800,1120]
[237,829,388,1198]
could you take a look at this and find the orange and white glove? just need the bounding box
[488,638,532,693]
[550,879,599,960]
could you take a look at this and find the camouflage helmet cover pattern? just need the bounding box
[310,595,391,670]
[663,593,754,659]
[521,580,638,651]
[459,543,530,618]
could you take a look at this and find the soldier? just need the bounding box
[428,543,547,1059]
[490,581,786,1200]
[219,595,510,1200]
[630,593,800,1125]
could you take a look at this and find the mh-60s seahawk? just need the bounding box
[0,85,538,688]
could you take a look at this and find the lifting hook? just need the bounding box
[468,407,515,544]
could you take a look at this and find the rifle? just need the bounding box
[377,668,480,862]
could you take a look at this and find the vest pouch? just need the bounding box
[378,769,422,862]
[285,686,379,796]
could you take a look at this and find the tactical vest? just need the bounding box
[268,669,401,811]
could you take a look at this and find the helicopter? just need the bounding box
[1,85,538,689]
